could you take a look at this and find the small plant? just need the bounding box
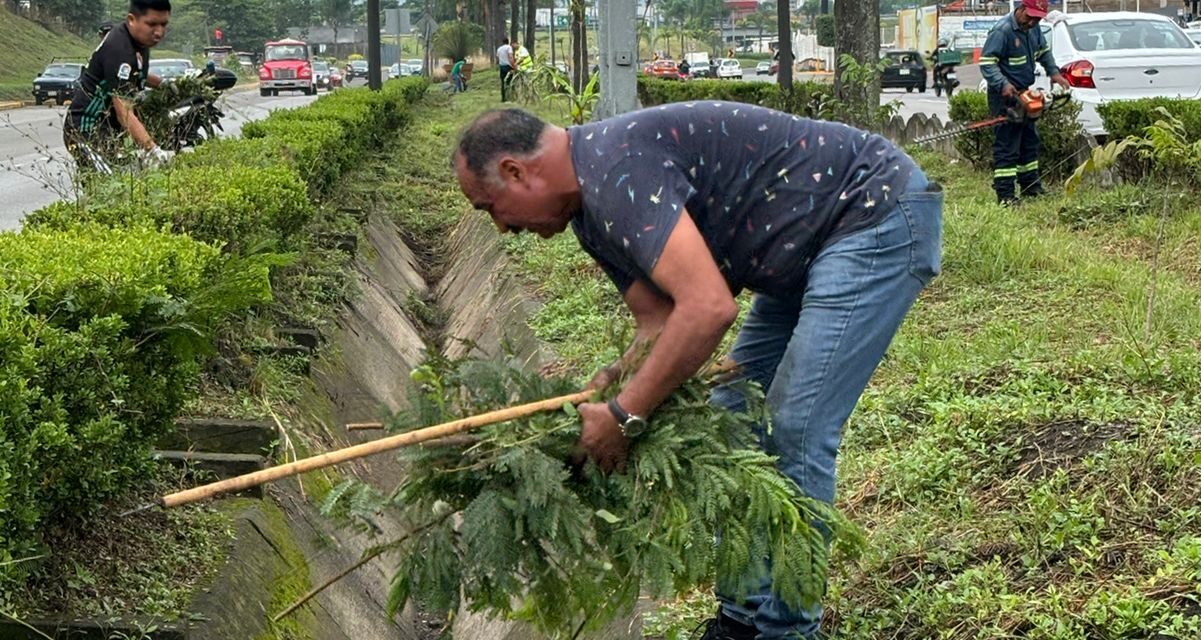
[433,21,484,64]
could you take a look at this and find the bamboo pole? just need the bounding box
[156,390,594,509]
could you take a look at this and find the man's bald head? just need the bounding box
[455,108,549,184]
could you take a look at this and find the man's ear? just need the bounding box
[497,157,524,184]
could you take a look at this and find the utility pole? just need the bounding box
[550,0,556,68]
[368,0,382,89]
[596,0,638,118]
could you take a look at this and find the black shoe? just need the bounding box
[690,613,758,640]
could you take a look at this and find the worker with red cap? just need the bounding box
[978,0,1070,205]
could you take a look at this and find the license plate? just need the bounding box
[899,69,910,76]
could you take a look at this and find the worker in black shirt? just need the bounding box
[64,0,171,175]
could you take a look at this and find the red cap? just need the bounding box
[1022,0,1049,18]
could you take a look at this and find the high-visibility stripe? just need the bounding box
[979,56,999,65]
[1007,56,1028,65]
[1035,47,1050,57]
[994,168,1019,178]
[1017,161,1039,173]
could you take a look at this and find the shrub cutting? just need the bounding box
[323,356,864,637]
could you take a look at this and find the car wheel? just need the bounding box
[57,96,68,105]
[906,86,913,93]
[34,96,44,106]
[260,88,270,97]
[919,84,926,93]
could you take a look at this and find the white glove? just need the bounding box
[138,144,173,168]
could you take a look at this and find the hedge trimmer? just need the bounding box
[915,87,1070,145]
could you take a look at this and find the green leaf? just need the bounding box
[595,509,621,524]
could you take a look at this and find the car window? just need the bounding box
[266,45,307,61]
[313,62,329,72]
[1069,19,1194,51]
[352,61,368,69]
[42,65,80,78]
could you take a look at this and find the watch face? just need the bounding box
[623,417,648,438]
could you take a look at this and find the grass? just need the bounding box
[0,6,93,102]
[374,79,1201,638]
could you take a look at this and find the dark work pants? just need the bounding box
[989,92,1042,201]
[499,64,512,101]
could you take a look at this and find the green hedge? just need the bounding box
[947,90,1085,183]
[637,77,831,119]
[1097,98,1201,141]
[0,226,274,582]
[0,76,432,589]
[26,164,314,251]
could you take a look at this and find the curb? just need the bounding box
[0,101,24,111]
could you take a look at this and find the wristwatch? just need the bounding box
[607,398,648,439]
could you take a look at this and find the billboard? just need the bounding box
[895,6,939,54]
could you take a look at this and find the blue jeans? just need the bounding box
[713,171,943,639]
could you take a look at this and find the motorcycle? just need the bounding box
[162,63,238,151]
[932,62,960,99]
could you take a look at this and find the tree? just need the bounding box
[195,0,276,51]
[523,0,534,52]
[834,0,880,119]
[318,0,354,56]
[570,0,587,91]
[269,0,315,37]
[775,0,792,90]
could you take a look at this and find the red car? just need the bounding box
[643,60,682,80]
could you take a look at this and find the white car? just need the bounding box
[1048,11,1201,136]
[715,58,742,80]
[149,58,198,81]
[1185,28,1201,45]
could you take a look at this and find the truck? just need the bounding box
[257,39,316,97]
[684,51,712,78]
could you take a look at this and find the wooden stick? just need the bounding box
[341,360,740,432]
[158,389,594,509]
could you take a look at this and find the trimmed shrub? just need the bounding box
[948,90,1084,183]
[637,77,831,119]
[26,164,315,252]
[1097,98,1201,141]
[0,226,274,584]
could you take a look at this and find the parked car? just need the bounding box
[345,60,369,80]
[1049,11,1201,136]
[405,58,424,74]
[880,50,927,92]
[32,61,83,105]
[149,58,197,81]
[715,58,743,80]
[643,59,681,80]
[1185,28,1201,45]
[313,60,333,90]
[756,60,773,75]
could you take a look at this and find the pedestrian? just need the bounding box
[978,0,1069,205]
[497,37,515,101]
[515,41,533,72]
[452,102,943,640]
[451,57,466,93]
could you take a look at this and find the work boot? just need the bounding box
[998,195,1020,208]
[690,612,758,640]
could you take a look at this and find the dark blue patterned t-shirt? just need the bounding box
[568,101,921,298]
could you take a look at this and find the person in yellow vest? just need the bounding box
[515,42,534,72]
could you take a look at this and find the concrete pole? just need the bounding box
[368,0,382,89]
[596,0,639,118]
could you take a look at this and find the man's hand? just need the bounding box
[1001,83,1017,99]
[576,402,628,473]
[138,144,173,168]
[1050,73,1070,90]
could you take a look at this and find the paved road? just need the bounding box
[0,86,320,230]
